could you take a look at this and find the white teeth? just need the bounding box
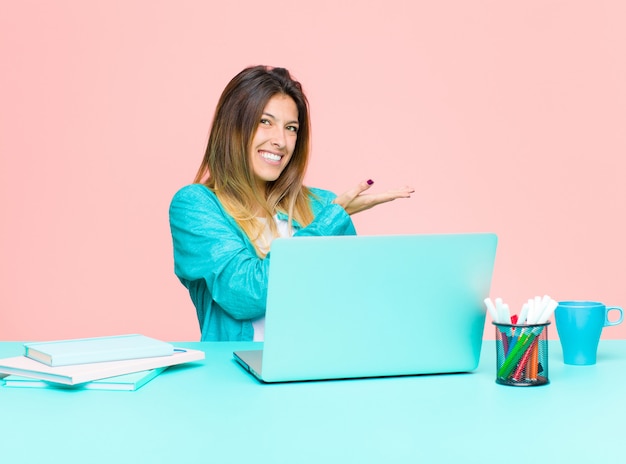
[261,151,281,162]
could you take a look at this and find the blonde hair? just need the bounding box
[194,66,314,256]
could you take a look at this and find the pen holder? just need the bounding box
[493,322,550,387]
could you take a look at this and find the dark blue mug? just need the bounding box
[555,301,623,365]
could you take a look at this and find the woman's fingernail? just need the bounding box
[367,179,374,185]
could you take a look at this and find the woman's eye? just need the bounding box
[287,125,299,133]
[260,119,271,126]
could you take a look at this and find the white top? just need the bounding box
[252,216,293,341]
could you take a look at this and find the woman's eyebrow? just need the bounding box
[262,112,299,125]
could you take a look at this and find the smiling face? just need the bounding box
[249,94,299,189]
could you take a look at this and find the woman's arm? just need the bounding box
[169,184,269,321]
[292,187,357,237]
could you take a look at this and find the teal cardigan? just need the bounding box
[169,184,356,341]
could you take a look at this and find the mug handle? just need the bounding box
[605,306,624,326]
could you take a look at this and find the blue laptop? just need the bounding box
[233,233,498,382]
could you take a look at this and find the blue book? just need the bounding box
[24,334,175,366]
[1,367,167,391]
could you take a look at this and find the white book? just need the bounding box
[0,348,204,385]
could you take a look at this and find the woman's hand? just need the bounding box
[333,179,414,215]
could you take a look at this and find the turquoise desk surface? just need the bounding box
[1,340,624,463]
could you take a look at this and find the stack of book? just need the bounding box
[0,334,205,391]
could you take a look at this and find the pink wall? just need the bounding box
[1,1,625,341]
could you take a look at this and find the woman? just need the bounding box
[169,65,413,341]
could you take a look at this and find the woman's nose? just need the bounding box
[271,128,286,148]
[271,138,285,148]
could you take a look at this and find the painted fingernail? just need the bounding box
[367,179,374,185]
